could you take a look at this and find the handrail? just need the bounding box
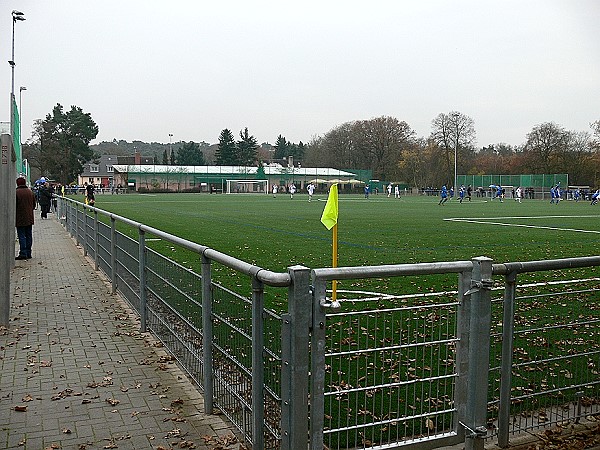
[312,260,474,280]
[492,255,600,275]
[66,198,292,287]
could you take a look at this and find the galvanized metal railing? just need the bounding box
[59,197,295,450]
[490,259,600,447]
[58,197,600,450]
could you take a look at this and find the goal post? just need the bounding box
[226,179,269,194]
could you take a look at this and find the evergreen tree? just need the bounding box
[216,129,237,165]
[177,141,205,165]
[236,127,259,166]
[162,149,168,165]
[274,134,289,159]
[34,103,98,184]
[170,148,176,165]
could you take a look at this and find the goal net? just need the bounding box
[226,179,269,194]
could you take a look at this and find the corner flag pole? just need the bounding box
[320,184,339,301]
[332,223,338,301]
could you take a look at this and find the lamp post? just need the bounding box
[454,142,457,193]
[9,9,25,162]
[10,10,26,98]
[168,133,173,164]
[451,112,460,192]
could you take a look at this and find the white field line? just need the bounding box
[444,214,600,234]
[332,277,600,302]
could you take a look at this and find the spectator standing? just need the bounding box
[15,177,36,260]
[50,184,58,213]
[38,181,53,219]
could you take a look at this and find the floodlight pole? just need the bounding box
[454,144,457,193]
[451,112,460,191]
[10,11,26,100]
[9,10,25,165]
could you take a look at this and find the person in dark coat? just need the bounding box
[38,181,53,219]
[15,177,36,260]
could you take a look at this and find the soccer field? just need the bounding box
[74,192,600,448]
[89,192,600,273]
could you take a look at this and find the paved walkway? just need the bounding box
[1,215,240,450]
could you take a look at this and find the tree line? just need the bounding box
[23,102,600,187]
[304,114,600,187]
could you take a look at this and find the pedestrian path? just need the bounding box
[1,215,240,449]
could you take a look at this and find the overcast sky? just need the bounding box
[1,1,598,149]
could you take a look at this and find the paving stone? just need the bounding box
[1,217,240,449]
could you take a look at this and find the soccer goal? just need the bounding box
[226,179,269,194]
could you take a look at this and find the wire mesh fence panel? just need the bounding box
[97,221,111,275]
[83,212,95,258]
[262,301,283,445]
[322,290,461,449]
[115,232,141,312]
[145,247,205,390]
[210,281,282,449]
[487,275,600,439]
[211,283,254,442]
[76,208,86,246]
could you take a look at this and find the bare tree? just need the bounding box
[523,122,570,173]
[323,122,358,168]
[308,117,413,180]
[430,111,476,187]
[560,131,595,185]
[397,138,442,188]
[302,136,325,167]
[352,116,414,180]
[591,120,600,150]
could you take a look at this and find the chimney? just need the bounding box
[134,150,141,165]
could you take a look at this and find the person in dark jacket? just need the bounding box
[15,177,36,260]
[38,181,53,219]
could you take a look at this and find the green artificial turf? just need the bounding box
[84,192,600,271]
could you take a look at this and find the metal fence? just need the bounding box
[58,198,600,450]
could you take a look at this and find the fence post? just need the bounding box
[309,274,328,450]
[251,276,265,450]
[110,217,117,294]
[498,270,517,448]
[68,201,74,237]
[281,265,311,450]
[138,228,147,332]
[82,207,87,255]
[72,202,77,238]
[93,210,99,271]
[464,256,493,450]
[455,264,473,442]
[201,253,214,414]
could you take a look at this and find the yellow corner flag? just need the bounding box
[320,184,339,230]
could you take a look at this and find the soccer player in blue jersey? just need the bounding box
[438,185,448,205]
[496,185,503,202]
